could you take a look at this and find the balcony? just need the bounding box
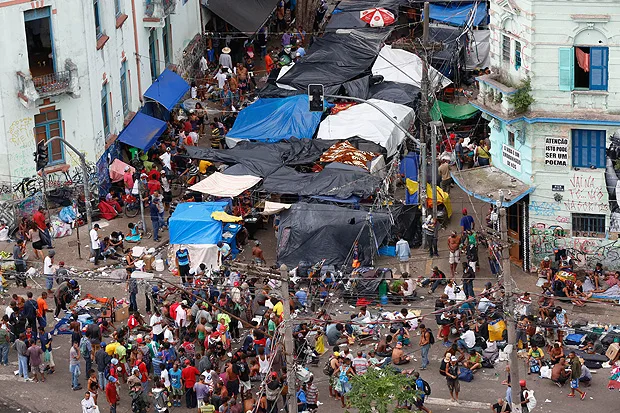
[17,59,80,109]
[475,74,520,120]
[144,0,176,28]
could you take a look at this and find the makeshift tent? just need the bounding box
[205,0,279,34]
[429,25,467,79]
[276,202,391,266]
[117,111,167,151]
[316,99,414,157]
[169,202,228,245]
[319,141,377,171]
[262,201,292,215]
[189,172,262,197]
[277,29,390,94]
[227,95,325,144]
[431,100,479,123]
[368,81,420,108]
[466,30,491,70]
[428,1,488,27]
[143,69,190,114]
[372,45,452,90]
[400,153,420,205]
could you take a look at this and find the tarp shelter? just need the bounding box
[277,29,390,94]
[143,69,190,115]
[189,172,262,197]
[117,111,167,151]
[372,45,452,90]
[428,1,488,27]
[326,0,409,30]
[205,0,279,34]
[431,100,479,123]
[320,141,377,171]
[316,99,414,157]
[429,25,467,79]
[276,202,392,266]
[400,153,420,205]
[226,95,325,144]
[466,30,491,70]
[368,81,420,108]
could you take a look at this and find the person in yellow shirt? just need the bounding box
[474,139,491,166]
[271,297,284,318]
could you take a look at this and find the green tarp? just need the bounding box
[431,100,479,123]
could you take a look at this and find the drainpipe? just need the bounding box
[131,0,143,102]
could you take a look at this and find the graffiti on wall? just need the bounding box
[529,201,560,216]
[564,172,609,213]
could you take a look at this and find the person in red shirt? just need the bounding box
[135,353,149,388]
[265,50,274,74]
[105,375,119,412]
[147,177,161,195]
[182,360,200,409]
[33,207,46,231]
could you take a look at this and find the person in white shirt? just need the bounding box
[477,296,496,313]
[458,325,476,350]
[163,325,175,344]
[175,303,187,331]
[43,249,55,293]
[214,68,227,89]
[219,47,233,69]
[160,367,170,388]
[160,148,172,172]
[81,391,97,413]
[401,273,416,297]
[199,55,208,73]
[90,224,102,265]
[150,311,164,341]
[444,279,456,300]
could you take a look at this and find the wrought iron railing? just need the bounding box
[32,71,71,95]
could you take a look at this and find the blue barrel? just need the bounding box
[380,295,389,305]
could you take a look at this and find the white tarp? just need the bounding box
[316,99,415,157]
[168,244,220,272]
[189,172,262,197]
[465,30,490,70]
[372,45,452,90]
[262,201,292,215]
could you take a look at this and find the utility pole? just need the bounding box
[419,1,431,247]
[499,191,522,413]
[280,264,297,413]
[430,121,440,221]
[138,178,147,232]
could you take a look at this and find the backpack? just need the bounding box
[421,379,431,396]
[439,360,447,376]
[525,389,537,410]
[323,358,335,376]
[458,367,474,382]
[426,329,435,345]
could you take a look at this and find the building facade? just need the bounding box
[472,0,620,270]
[0,0,202,198]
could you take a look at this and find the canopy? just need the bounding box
[428,1,488,27]
[263,201,292,215]
[117,111,167,151]
[276,202,392,266]
[465,30,491,70]
[372,45,452,90]
[451,166,534,207]
[205,0,279,34]
[143,69,190,111]
[368,81,420,108]
[169,202,228,245]
[431,100,479,123]
[316,99,414,157]
[227,95,324,144]
[189,172,262,197]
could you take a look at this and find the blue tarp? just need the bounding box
[143,69,190,111]
[428,2,488,27]
[169,202,229,245]
[400,152,420,205]
[227,95,326,143]
[117,111,167,151]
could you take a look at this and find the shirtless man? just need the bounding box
[447,231,461,279]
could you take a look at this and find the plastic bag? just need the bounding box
[488,320,506,342]
[44,350,51,363]
[540,365,552,379]
[315,334,326,355]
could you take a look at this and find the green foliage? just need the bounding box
[390,280,405,293]
[347,367,421,413]
[507,78,535,114]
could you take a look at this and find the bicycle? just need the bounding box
[122,194,141,218]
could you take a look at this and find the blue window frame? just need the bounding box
[101,84,110,137]
[114,0,122,18]
[590,47,609,91]
[34,110,64,166]
[93,0,102,38]
[162,17,171,65]
[572,129,605,168]
[120,61,129,116]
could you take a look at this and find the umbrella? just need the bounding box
[360,8,396,27]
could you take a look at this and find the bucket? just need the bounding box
[154,259,165,272]
[380,295,388,305]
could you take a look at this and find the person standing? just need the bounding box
[33,206,52,248]
[123,166,134,195]
[127,272,138,313]
[70,341,83,390]
[176,246,191,286]
[460,209,475,234]
[150,198,161,242]
[439,159,452,193]
[0,323,9,366]
[413,371,432,413]
[455,137,464,170]
[219,47,233,69]
[15,333,30,381]
[423,217,439,258]
[27,338,45,382]
[90,224,102,265]
[23,291,38,340]
[81,334,93,378]
[447,231,461,279]
[568,351,587,400]
[13,239,27,286]
[105,376,118,413]
[95,341,110,390]
[38,326,55,373]
[419,323,432,370]
[445,355,460,403]
[395,235,411,275]
[462,262,476,299]
[169,362,183,407]
[44,249,55,293]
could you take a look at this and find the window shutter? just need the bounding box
[558,48,574,91]
[596,130,606,168]
[590,47,609,91]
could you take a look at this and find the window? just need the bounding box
[120,61,129,116]
[572,213,606,237]
[93,0,102,38]
[114,0,122,17]
[162,17,172,66]
[34,110,64,166]
[571,129,605,168]
[148,29,159,81]
[508,131,515,147]
[502,35,511,62]
[24,7,55,75]
[559,46,608,91]
[514,40,522,70]
[101,84,110,137]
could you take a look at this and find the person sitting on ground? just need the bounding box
[464,349,483,373]
[551,357,570,387]
[528,344,545,373]
[549,342,565,365]
[375,334,393,358]
[391,342,411,365]
[125,223,141,243]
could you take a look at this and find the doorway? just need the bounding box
[24,7,54,77]
[507,200,525,266]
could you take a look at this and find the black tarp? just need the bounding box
[276,203,392,266]
[206,0,279,35]
[276,29,390,92]
[368,81,420,108]
[429,25,466,79]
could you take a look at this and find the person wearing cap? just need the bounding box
[460,208,475,234]
[519,380,532,412]
[220,47,232,69]
[105,374,118,412]
[392,341,411,365]
[395,234,411,276]
[445,355,460,403]
[90,224,102,265]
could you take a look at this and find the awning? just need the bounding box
[262,201,292,215]
[205,0,279,34]
[428,2,488,27]
[117,111,167,151]
[143,69,190,111]
[451,166,533,207]
[431,100,479,123]
[189,172,262,197]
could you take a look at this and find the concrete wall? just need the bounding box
[488,121,533,183]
